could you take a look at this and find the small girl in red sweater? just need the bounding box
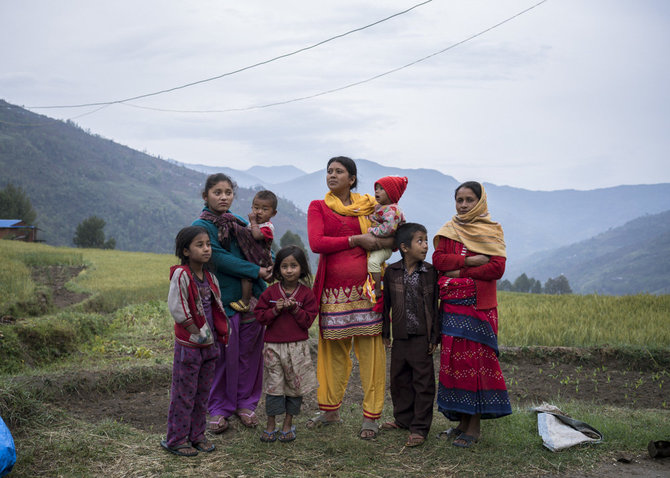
[254,245,318,442]
[161,226,229,457]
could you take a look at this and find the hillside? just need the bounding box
[0,100,308,252]
[509,210,670,294]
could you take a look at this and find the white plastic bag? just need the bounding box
[532,404,603,452]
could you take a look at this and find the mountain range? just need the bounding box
[181,158,670,280]
[2,99,669,294]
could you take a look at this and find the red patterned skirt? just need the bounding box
[437,277,511,420]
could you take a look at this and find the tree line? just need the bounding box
[498,272,572,295]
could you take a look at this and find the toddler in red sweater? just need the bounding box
[254,245,318,442]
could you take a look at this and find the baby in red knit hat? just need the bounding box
[367,176,408,304]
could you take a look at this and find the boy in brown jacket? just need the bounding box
[381,222,440,447]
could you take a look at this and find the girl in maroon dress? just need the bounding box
[432,181,511,448]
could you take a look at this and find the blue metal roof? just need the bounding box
[0,219,24,227]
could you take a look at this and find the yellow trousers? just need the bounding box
[316,334,386,419]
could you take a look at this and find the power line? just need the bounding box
[121,0,550,114]
[27,0,433,110]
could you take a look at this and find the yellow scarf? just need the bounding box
[324,191,376,234]
[433,185,507,258]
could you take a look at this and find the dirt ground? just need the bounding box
[31,265,90,309]
[29,266,670,476]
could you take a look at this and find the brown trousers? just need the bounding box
[389,334,436,437]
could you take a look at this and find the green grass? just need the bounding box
[5,394,669,477]
[498,291,670,347]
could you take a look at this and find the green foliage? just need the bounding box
[530,278,543,294]
[513,273,531,292]
[544,274,572,294]
[0,182,37,224]
[73,215,115,249]
[279,229,309,261]
[0,312,111,374]
[279,229,306,249]
[498,278,512,291]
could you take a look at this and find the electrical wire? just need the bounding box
[120,0,549,114]
[27,0,433,110]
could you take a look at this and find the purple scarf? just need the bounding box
[199,210,272,267]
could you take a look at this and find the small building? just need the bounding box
[0,219,38,242]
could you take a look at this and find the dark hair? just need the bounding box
[253,190,278,211]
[175,226,209,265]
[202,173,237,200]
[272,245,311,281]
[454,181,482,200]
[394,222,427,257]
[327,156,358,190]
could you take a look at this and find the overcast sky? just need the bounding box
[1,0,668,191]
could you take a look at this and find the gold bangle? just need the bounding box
[348,236,354,248]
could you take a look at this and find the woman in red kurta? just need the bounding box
[307,156,393,439]
[432,181,511,448]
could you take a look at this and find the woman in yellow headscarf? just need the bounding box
[432,181,511,449]
[306,156,393,439]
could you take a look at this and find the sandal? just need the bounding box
[306,413,343,429]
[380,421,403,431]
[207,415,229,434]
[405,434,425,447]
[229,300,250,312]
[160,440,198,457]
[437,427,463,440]
[359,420,379,440]
[278,426,296,443]
[260,429,279,443]
[453,433,479,448]
[236,409,259,428]
[193,437,215,453]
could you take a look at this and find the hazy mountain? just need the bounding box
[246,165,307,184]
[0,100,308,252]
[264,159,670,270]
[172,162,307,188]
[506,210,670,294]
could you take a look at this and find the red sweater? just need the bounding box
[254,282,318,343]
[432,236,505,310]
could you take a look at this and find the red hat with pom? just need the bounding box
[375,176,408,203]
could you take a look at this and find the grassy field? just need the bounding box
[1,241,669,477]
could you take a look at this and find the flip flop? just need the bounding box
[160,440,198,457]
[306,413,343,429]
[236,409,259,428]
[453,433,479,448]
[405,434,425,447]
[260,429,279,443]
[207,415,229,434]
[193,437,215,453]
[380,421,403,431]
[437,427,463,440]
[278,426,296,443]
